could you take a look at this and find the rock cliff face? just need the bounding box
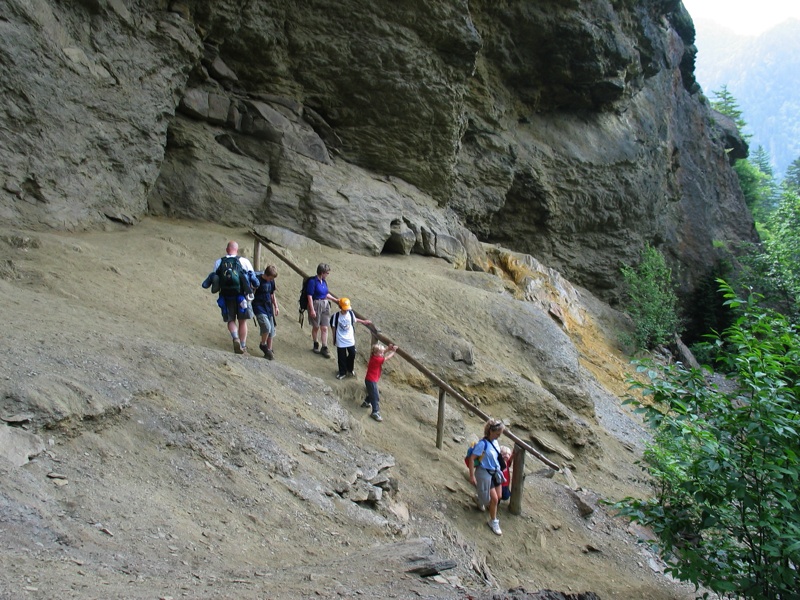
[0,0,756,302]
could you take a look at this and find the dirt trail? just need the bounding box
[0,218,696,599]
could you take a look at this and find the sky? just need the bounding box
[680,0,800,36]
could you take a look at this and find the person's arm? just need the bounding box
[326,292,338,302]
[272,287,279,316]
[355,317,372,326]
[468,441,485,485]
[385,344,398,359]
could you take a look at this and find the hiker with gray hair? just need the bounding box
[306,263,338,359]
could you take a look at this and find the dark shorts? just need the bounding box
[223,296,253,323]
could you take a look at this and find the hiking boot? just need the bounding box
[259,343,268,356]
[320,346,331,358]
[370,412,383,422]
[360,400,371,408]
[264,349,274,360]
[233,340,243,354]
[312,341,320,353]
[489,519,502,536]
[336,373,346,380]
[240,346,249,356]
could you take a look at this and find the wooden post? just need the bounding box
[509,443,526,515]
[436,388,446,449]
[253,240,262,271]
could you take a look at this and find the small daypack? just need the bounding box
[464,437,481,468]
[465,438,505,470]
[216,256,245,297]
[298,276,313,327]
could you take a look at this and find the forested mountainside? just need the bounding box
[693,18,800,177]
[1,0,756,307]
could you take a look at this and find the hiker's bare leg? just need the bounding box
[320,325,329,348]
[238,319,247,348]
[489,488,500,520]
[311,325,320,345]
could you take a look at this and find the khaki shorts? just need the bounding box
[309,299,331,327]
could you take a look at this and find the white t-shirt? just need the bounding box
[213,254,254,272]
[332,311,356,348]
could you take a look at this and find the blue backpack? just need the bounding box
[464,438,484,468]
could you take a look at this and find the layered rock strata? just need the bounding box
[0,0,757,301]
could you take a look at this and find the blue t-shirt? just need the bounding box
[252,276,275,316]
[307,276,328,300]
[476,438,502,472]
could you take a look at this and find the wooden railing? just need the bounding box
[251,231,561,515]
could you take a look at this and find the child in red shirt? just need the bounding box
[361,343,398,422]
[499,446,513,501]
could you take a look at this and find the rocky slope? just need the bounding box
[0,219,699,599]
[1,0,756,308]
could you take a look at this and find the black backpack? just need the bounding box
[298,276,313,327]
[299,276,313,312]
[216,256,245,297]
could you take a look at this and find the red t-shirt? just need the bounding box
[365,355,386,383]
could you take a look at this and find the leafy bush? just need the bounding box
[613,282,800,599]
[764,189,800,313]
[620,244,681,350]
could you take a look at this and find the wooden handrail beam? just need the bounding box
[250,230,561,472]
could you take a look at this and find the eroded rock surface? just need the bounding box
[0,0,756,304]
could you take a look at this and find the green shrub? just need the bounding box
[612,282,800,599]
[620,244,681,350]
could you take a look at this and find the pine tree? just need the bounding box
[711,85,751,142]
[785,156,800,194]
[751,145,774,178]
[749,146,780,216]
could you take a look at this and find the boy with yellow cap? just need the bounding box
[330,297,372,380]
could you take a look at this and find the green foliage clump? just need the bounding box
[763,189,800,313]
[613,282,800,600]
[786,157,800,194]
[620,244,681,350]
[734,147,780,221]
[734,159,800,316]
